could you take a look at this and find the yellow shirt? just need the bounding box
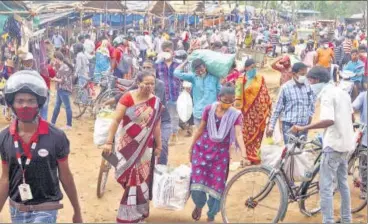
[316,48,334,68]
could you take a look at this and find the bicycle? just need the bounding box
[72,74,133,119]
[221,133,324,223]
[221,124,368,223]
[346,123,367,213]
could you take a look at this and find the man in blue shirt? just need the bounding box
[174,58,221,127]
[353,91,367,199]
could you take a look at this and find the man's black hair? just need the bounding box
[307,66,331,83]
[292,62,308,73]
[191,58,205,71]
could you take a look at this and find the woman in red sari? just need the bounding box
[102,70,162,223]
[234,59,272,165]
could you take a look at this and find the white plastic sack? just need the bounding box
[176,91,193,123]
[94,117,113,146]
[273,121,282,145]
[152,164,191,210]
[93,109,116,146]
[261,145,284,168]
[284,149,315,182]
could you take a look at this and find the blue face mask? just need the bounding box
[246,68,257,79]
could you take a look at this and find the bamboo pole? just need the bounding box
[162,1,166,29]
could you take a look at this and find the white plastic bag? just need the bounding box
[261,145,284,168]
[273,121,282,145]
[176,91,193,123]
[152,164,191,210]
[93,110,114,146]
[284,149,315,182]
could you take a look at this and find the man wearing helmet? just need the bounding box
[0,71,82,223]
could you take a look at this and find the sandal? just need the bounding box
[191,207,202,221]
[240,159,252,168]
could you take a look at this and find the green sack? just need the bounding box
[188,49,235,78]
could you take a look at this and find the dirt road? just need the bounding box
[0,64,367,223]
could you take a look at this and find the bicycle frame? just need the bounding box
[248,135,322,209]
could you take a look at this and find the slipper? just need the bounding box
[192,207,202,221]
[240,159,252,168]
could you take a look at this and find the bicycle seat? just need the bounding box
[116,79,134,88]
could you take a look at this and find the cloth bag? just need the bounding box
[176,90,193,123]
[152,165,191,210]
[188,49,235,78]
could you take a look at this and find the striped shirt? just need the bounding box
[333,45,344,65]
[270,33,279,45]
[269,79,316,130]
[343,39,352,54]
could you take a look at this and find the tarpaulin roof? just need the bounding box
[125,1,150,12]
[38,10,93,27]
[82,1,127,11]
[0,1,28,13]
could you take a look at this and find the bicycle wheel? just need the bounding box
[221,166,288,223]
[348,149,367,213]
[96,156,112,198]
[299,166,321,216]
[72,86,89,119]
[94,89,124,115]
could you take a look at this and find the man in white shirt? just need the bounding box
[291,66,355,223]
[135,32,148,61]
[83,34,95,79]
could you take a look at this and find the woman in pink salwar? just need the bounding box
[102,70,162,223]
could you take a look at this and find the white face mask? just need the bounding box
[311,83,327,97]
[161,52,172,60]
[295,75,306,84]
[323,44,329,49]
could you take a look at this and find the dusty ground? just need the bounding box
[0,59,367,223]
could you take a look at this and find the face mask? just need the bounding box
[295,75,306,84]
[323,44,329,49]
[246,68,257,79]
[14,107,39,123]
[159,52,172,60]
[220,102,232,110]
[311,83,327,97]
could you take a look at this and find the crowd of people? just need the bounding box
[0,16,367,224]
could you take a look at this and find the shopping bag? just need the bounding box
[176,90,193,123]
[188,49,235,78]
[260,145,284,168]
[152,164,191,210]
[284,149,315,182]
[93,109,114,146]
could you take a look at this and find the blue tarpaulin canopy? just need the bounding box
[92,14,145,27]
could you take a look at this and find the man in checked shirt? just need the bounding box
[266,62,316,144]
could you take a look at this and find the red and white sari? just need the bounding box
[115,92,162,223]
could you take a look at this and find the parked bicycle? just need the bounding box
[220,123,367,223]
[72,73,133,119]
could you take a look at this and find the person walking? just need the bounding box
[189,83,247,223]
[174,58,221,127]
[155,41,181,145]
[291,66,355,223]
[94,39,111,82]
[271,55,293,86]
[234,59,272,164]
[50,52,74,130]
[0,70,82,223]
[267,62,315,145]
[101,70,162,223]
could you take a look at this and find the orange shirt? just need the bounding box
[316,48,334,68]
